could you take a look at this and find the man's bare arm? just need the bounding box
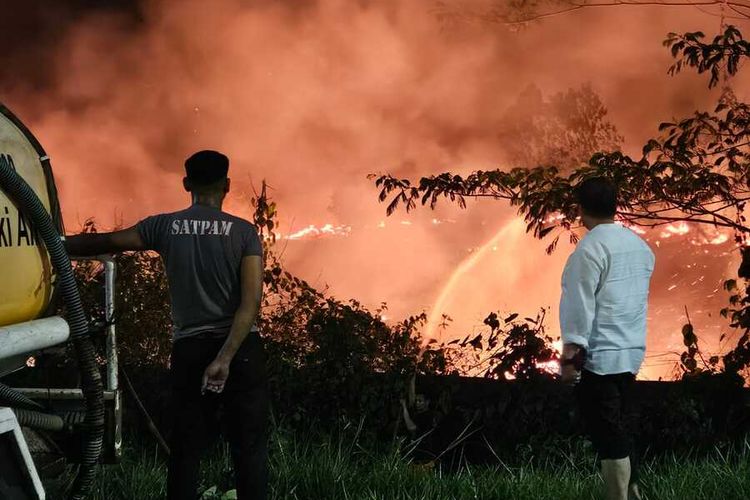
[217,254,263,362]
[202,255,263,393]
[64,226,146,257]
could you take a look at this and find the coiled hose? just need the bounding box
[0,162,104,500]
[62,411,87,428]
[0,381,44,411]
[14,409,65,432]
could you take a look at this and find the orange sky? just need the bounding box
[2,0,748,379]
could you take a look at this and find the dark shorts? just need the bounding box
[576,369,636,462]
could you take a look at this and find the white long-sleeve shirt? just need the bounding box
[560,223,655,375]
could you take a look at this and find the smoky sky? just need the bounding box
[0,1,141,91]
[1,0,747,378]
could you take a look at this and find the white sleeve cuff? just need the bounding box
[562,334,589,350]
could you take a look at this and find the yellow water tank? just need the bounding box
[0,104,62,327]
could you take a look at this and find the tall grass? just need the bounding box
[89,427,750,500]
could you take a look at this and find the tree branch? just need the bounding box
[443,0,750,25]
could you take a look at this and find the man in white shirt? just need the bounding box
[559,177,655,500]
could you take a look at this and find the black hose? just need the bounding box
[0,163,104,500]
[14,409,65,432]
[0,382,45,411]
[62,411,87,427]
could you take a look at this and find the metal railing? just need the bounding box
[15,255,122,462]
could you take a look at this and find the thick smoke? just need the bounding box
[1,0,745,378]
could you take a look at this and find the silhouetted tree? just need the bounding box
[374,25,750,376]
[435,309,559,380]
[499,84,622,170]
[434,1,750,27]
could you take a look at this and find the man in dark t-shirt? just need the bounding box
[65,150,268,499]
[138,203,262,341]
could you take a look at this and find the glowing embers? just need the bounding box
[659,222,690,238]
[653,221,731,247]
[282,217,456,241]
[534,339,563,377]
[619,221,647,235]
[283,224,352,240]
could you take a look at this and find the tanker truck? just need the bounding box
[0,103,122,500]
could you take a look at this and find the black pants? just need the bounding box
[167,334,270,500]
[576,369,639,482]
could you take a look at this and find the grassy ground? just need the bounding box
[89,428,750,500]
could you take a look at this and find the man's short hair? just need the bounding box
[575,177,617,218]
[185,150,229,186]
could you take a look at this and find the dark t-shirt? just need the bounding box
[136,204,263,341]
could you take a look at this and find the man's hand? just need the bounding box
[202,358,231,394]
[560,343,584,386]
[561,364,581,386]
